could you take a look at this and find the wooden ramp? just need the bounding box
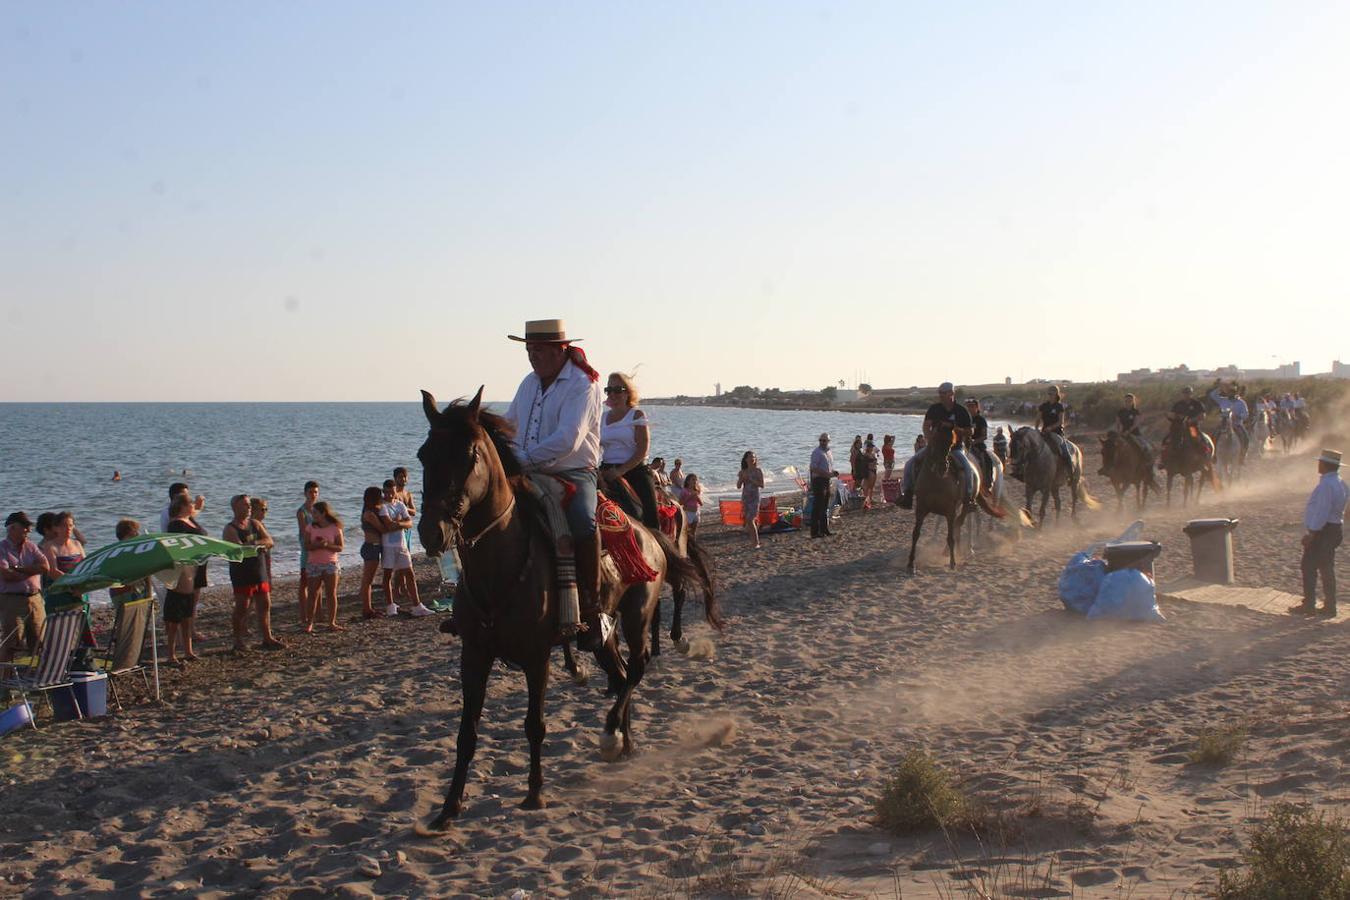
[1158,577,1347,623]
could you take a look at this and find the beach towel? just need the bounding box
[522,474,580,631]
[597,498,660,585]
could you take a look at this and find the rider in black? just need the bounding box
[1162,385,1207,463]
[1036,386,1074,466]
[898,382,978,511]
[1102,392,1153,475]
[964,397,995,491]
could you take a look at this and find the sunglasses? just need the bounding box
[603,387,627,394]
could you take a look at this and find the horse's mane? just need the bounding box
[438,402,524,479]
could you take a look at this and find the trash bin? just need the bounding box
[1183,518,1239,584]
[1103,541,1163,580]
[50,672,108,722]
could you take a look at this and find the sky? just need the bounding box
[3,1,1349,402]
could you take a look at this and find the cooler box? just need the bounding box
[1103,541,1162,580]
[717,497,778,527]
[882,479,901,503]
[50,672,108,722]
[1183,518,1239,584]
[0,701,34,736]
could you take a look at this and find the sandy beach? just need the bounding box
[2,443,1347,898]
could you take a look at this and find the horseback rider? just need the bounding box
[964,397,995,491]
[1162,385,1208,464]
[992,426,1008,464]
[1207,379,1250,460]
[1036,386,1074,466]
[503,319,609,652]
[898,382,979,512]
[1114,393,1152,456]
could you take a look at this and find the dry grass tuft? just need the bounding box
[1190,721,1248,767]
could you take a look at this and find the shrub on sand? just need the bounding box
[875,750,971,833]
[1190,721,1248,767]
[1213,803,1350,899]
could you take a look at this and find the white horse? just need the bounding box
[1213,409,1242,487]
[965,445,1031,550]
[1250,409,1273,458]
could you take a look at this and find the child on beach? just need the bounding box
[358,486,389,619]
[392,466,418,600]
[681,473,703,538]
[381,480,432,618]
[164,495,205,665]
[882,435,896,479]
[224,494,285,651]
[295,480,319,615]
[301,501,344,632]
[737,452,764,549]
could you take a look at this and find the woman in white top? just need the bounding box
[599,372,660,528]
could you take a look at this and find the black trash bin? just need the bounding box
[1103,540,1163,580]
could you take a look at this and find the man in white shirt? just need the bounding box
[1293,449,1349,617]
[808,433,837,538]
[504,319,605,648]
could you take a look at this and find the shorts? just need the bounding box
[164,589,196,624]
[0,592,44,654]
[360,541,382,563]
[305,562,339,578]
[232,582,271,599]
[383,545,413,571]
[193,565,208,589]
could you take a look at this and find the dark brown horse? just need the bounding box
[415,389,719,831]
[1098,431,1159,510]
[1162,423,1217,506]
[907,427,1004,572]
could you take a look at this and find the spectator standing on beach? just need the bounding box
[993,426,1009,464]
[160,482,204,532]
[600,372,661,528]
[737,451,765,549]
[862,438,879,509]
[224,494,284,651]
[357,486,389,619]
[681,474,703,538]
[0,512,49,662]
[41,511,96,652]
[302,501,345,632]
[881,436,896,480]
[809,433,837,539]
[295,481,319,612]
[1293,449,1349,617]
[250,497,274,585]
[392,467,418,601]
[164,495,205,664]
[848,436,864,492]
[108,519,153,605]
[381,480,432,617]
[669,459,686,493]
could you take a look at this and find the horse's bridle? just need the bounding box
[431,433,516,550]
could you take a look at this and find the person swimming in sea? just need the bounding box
[112,470,121,482]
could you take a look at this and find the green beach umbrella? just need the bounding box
[48,532,257,596]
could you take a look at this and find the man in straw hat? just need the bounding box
[1292,448,1349,617]
[504,319,609,649]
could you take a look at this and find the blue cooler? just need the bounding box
[50,672,109,721]
[0,701,34,736]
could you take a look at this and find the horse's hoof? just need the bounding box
[600,731,625,762]
[674,639,691,655]
[520,794,547,811]
[414,813,457,837]
[570,667,589,687]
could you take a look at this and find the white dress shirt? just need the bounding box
[1304,471,1350,532]
[504,360,602,473]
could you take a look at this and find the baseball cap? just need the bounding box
[5,511,33,528]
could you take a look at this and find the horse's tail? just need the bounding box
[656,532,721,631]
[1075,477,1102,511]
[976,491,1007,519]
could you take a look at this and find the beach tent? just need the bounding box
[49,533,257,702]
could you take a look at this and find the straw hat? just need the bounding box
[507,319,580,343]
[1318,449,1342,467]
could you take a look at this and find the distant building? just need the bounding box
[714,382,722,397]
[1332,361,1350,380]
[1118,361,1300,383]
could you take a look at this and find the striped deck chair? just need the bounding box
[91,590,152,710]
[0,609,85,730]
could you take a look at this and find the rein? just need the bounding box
[458,495,516,549]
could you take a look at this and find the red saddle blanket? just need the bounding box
[656,500,679,538]
[597,497,660,584]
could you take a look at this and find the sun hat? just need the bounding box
[1318,449,1342,467]
[5,511,32,528]
[507,319,580,343]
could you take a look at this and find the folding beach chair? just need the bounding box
[0,609,85,730]
[90,592,153,710]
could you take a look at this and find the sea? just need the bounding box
[0,402,1016,587]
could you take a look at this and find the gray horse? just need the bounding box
[1008,427,1099,525]
[1212,409,1242,487]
